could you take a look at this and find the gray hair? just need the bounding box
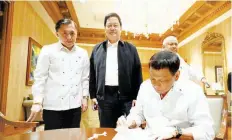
[162,36,178,46]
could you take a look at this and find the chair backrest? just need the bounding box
[207,95,228,140]
[0,112,39,136]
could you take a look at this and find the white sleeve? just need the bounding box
[81,51,90,97]
[127,83,145,126]
[32,46,50,104]
[185,86,215,139]
[188,65,204,82]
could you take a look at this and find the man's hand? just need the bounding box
[27,104,42,122]
[117,115,137,129]
[81,98,88,112]
[140,120,146,129]
[132,100,136,107]
[201,77,210,88]
[91,98,98,111]
[153,127,176,140]
[205,82,211,88]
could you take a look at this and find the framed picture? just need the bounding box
[215,66,223,83]
[26,37,42,86]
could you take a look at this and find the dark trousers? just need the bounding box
[43,107,81,130]
[98,86,132,128]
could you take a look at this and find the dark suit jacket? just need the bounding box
[89,40,142,100]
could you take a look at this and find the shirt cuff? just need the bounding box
[135,118,142,127]
[33,95,44,104]
[127,114,142,127]
[184,127,206,140]
[82,89,89,97]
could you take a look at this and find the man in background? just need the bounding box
[27,19,89,130]
[162,36,210,88]
[89,13,142,128]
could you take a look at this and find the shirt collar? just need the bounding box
[57,41,77,52]
[107,40,119,47]
[149,79,183,99]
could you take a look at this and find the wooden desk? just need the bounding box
[1,128,193,140]
[2,128,115,140]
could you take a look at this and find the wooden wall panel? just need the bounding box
[204,54,223,95]
[179,18,231,96]
[6,1,57,120]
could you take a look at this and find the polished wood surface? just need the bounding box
[0,112,39,136]
[2,128,116,140]
[0,128,195,140]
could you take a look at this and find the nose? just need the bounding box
[66,34,72,39]
[109,25,115,31]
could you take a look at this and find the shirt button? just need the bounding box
[62,85,64,86]
[63,72,65,74]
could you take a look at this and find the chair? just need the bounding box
[207,95,228,140]
[0,112,39,136]
[22,94,43,122]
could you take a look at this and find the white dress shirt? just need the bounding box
[127,79,215,140]
[32,42,89,111]
[177,54,204,82]
[105,41,119,86]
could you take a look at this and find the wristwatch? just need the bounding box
[175,126,182,138]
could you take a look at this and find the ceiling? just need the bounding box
[40,0,231,48]
[73,0,196,34]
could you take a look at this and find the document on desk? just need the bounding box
[113,127,154,140]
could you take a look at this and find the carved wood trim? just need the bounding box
[40,1,63,23]
[178,1,231,42]
[0,1,14,133]
[40,1,231,48]
[202,32,224,47]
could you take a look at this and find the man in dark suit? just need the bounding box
[89,13,143,128]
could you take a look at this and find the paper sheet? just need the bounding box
[113,127,154,140]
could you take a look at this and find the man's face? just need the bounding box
[105,17,122,43]
[56,22,77,48]
[149,68,179,94]
[164,41,178,53]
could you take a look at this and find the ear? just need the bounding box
[174,70,180,81]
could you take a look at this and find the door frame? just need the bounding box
[0,1,14,114]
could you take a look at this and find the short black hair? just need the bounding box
[149,51,180,75]
[55,18,77,32]
[104,13,122,27]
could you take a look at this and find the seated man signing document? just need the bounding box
[117,51,215,140]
